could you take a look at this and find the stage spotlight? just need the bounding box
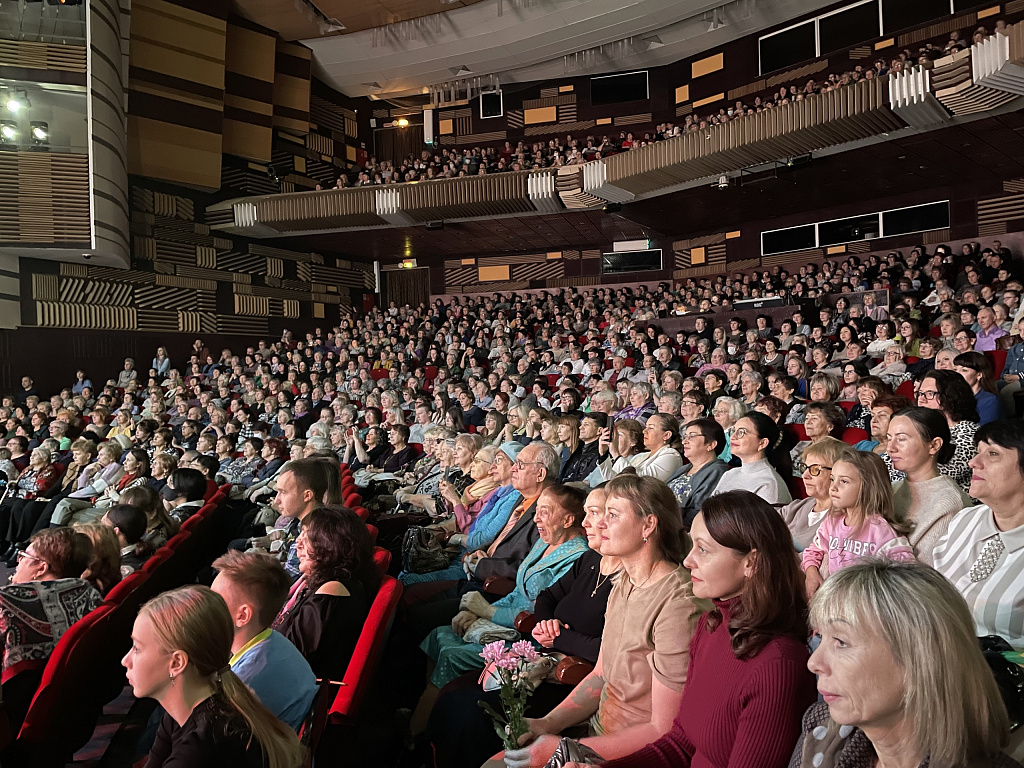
[5,96,22,113]
[30,121,49,146]
[0,122,17,144]
[395,118,409,127]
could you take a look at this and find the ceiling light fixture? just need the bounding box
[0,122,17,143]
[30,121,49,145]
[395,118,409,127]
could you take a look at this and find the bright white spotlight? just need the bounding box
[5,97,21,113]
[0,123,16,141]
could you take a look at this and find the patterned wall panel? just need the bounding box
[135,284,198,310]
[511,260,565,282]
[273,41,311,134]
[59,278,133,305]
[222,19,276,163]
[0,153,91,246]
[127,0,228,190]
[36,302,138,330]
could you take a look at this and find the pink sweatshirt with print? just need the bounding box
[801,513,915,575]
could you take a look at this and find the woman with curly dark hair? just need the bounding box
[271,506,378,680]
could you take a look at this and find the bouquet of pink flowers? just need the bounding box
[477,639,541,751]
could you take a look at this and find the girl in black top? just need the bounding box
[124,585,302,768]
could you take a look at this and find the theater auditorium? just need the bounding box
[0,0,1022,766]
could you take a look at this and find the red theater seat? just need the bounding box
[842,427,870,446]
[329,576,402,725]
[371,547,391,576]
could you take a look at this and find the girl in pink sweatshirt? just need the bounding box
[802,451,914,598]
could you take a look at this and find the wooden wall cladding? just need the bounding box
[222,19,276,163]
[21,180,373,334]
[127,0,227,190]
[0,153,90,246]
[0,39,87,76]
[273,41,311,135]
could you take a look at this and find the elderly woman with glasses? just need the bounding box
[614,382,657,426]
[667,418,731,527]
[781,438,853,551]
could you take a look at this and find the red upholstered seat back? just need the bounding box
[329,576,402,724]
[842,427,870,446]
[371,547,390,576]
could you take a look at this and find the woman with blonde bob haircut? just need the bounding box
[795,559,1018,768]
[124,585,303,768]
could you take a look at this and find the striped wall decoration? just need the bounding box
[453,130,508,144]
[898,14,976,47]
[311,96,348,136]
[223,18,276,163]
[135,284,198,310]
[977,192,1024,235]
[217,316,270,335]
[512,260,564,282]
[137,309,178,331]
[176,311,215,333]
[248,243,318,262]
[59,263,89,278]
[507,110,524,129]
[613,113,653,126]
[522,95,576,110]
[440,107,472,120]
[152,272,215,290]
[197,246,218,268]
[455,115,472,135]
[539,87,559,98]
[724,257,760,270]
[525,121,594,136]
[273,41,311,134]
[763,59,829,89]
[234,294,270,316]
[311,292,342,305]
[546,276,600,288]
[561,250,580,260]
[282,299,300,318]
[127,0,227,190]
[1003,178,1024,193]
[673,265,726,279]
[36,302,138,330]
[582,249,601,259]
[32,274,59,302]
[848,45,873,60]
[176,265,252,282]
[761,248,825,266]
[445,266,476,288]
[478,253,547,266]
[90,267,157,284]
[557,104,577,123]
[310,264,367,287]
[0,152,90,246]
[0,39,87,75]
[218,252,268,274]
[675,250,691,269]
[922,228,951,244]
[727,80,766,100]
[296,262,311,283]
[707,244,727,264]
[266,257,285,278]
[675,104,693,117]
[59,278,133,306]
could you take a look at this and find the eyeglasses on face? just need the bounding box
[732,427,751,439]
[918,390,940,402]
[795,462,832,477]
[513,459,543,470]
[681,432,705,442]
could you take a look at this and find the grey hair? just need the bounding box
[532,441,562,483]
[811,560,1009,765]
[715,396,747,423]
[630,382,654,401]
[306,436,331,452]
[740,371,764,386]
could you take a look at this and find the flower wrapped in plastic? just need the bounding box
[477,640,542,750]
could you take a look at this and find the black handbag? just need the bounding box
[981,635,1024,731]
[400,526,451,574]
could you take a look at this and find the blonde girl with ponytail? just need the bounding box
[123,585,303,768]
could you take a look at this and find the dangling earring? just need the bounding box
[169,672,175,686]
[643,536,648,543]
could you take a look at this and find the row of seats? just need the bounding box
[2,485,233,768]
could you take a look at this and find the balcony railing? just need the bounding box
[209,26,1024,239]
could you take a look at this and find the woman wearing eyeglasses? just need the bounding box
[2,527,103,731]
[890,370,979,495]
[713,412,792,504]
[666,418,730,528]
[780,438,852,551]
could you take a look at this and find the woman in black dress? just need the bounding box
[272,506,380,681]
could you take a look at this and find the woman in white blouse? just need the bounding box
[592,413,682,482]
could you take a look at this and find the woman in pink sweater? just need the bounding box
[583,490,817,768]
[802,451,914,600]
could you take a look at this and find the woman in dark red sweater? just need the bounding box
[591,489,817,768]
